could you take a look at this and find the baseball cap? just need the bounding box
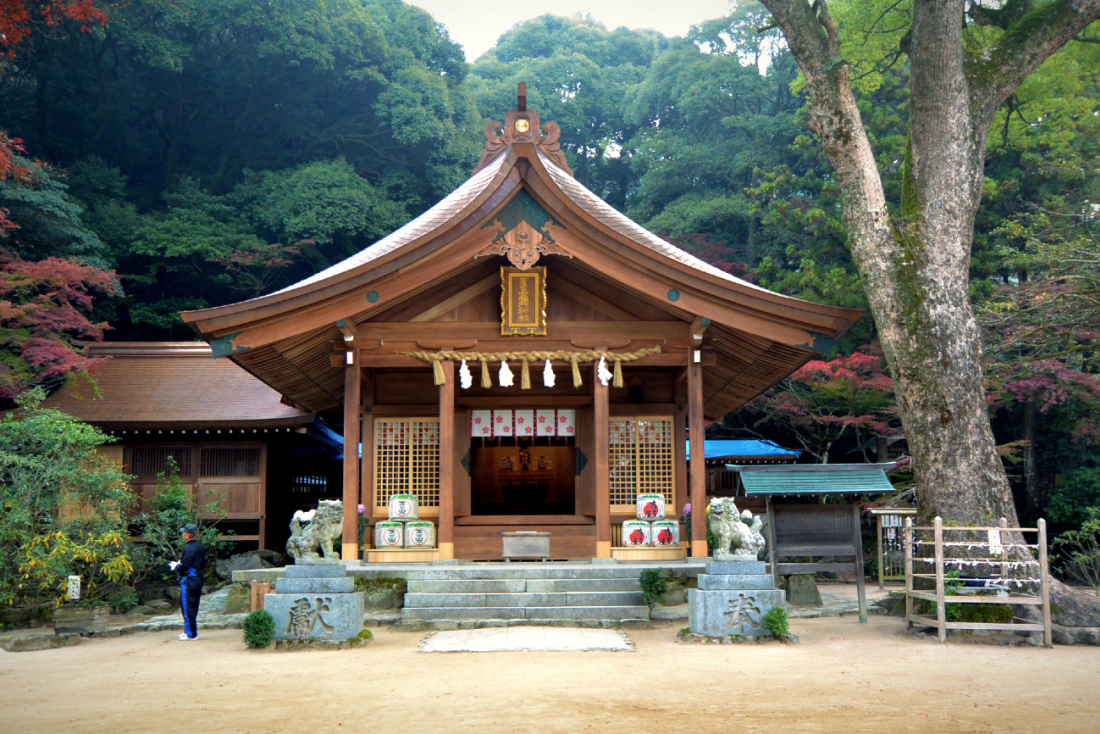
[179,523,199,536]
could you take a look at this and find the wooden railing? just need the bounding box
[904,516,1052,647]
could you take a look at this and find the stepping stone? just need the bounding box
[418,627,633,653]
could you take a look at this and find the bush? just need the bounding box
[107,587,140,613]
[243,610,275,648]
[639,568,668,606]
[762,606,790,639]
[0,389,135,607]
[132,458,229,580]
[1053,507,1100,595]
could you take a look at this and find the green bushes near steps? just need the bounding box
[639,569,668,606]
[243,610,275,649]
[762,606,790,639]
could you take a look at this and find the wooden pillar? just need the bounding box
[688,352,706,558]
[852,503,868,623]
[341,344,361,561]
[360,368,374,549]
[594,358,611,558]
[438,359,455,560]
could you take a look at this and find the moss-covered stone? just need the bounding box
[354,577,407,610]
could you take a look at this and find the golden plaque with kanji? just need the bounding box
[501,266,546,336]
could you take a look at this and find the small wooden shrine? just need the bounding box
[181,86,861,562]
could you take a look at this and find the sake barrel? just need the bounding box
[388,493,419,520]
[636,493,666,520]
[651,520,680,547]
[405,521,436,549]
[374,521,404,548]
[621,520,651,547]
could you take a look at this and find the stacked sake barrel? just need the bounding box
[373,494,436,549]
[621,494,680,548]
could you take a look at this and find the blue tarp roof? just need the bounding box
[686,439,800,460]
[733,463,897,496]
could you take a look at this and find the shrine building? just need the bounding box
[181,89,861,563]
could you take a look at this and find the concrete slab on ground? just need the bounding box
[418,626,633,653]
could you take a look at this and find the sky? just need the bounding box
[405,0,735,61]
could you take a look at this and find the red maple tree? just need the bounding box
[0,253,120,397]
[0,0,106,54]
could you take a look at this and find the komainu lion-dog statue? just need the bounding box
[707,497,767,560]
[286,499,344,564]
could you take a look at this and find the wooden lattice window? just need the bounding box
[609,417,674,509]
[131,448,192,478]
[200,448,261,477]
[374,419,440,514]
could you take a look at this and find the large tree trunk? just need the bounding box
[759,0,1100,528]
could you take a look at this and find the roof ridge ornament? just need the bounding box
[476,220,571,270]
[473,83,574,176]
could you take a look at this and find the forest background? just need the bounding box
[0,0,1097,540]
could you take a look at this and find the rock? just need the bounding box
[222,584,252,614]
[146,599,172,612]
[785,574,823,607]
[659,587,686,606]
[250,549,289,567]
[651,603,688,621]
[128,605,156,616]
[164,587,181,603]
[1051,580,1100,628]
[0,603,53,629]
[215,552,275,582]
[0,632,81,652]
[1052,625,1100,646]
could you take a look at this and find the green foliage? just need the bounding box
[243,609,275,648]
[761,606,790,639]
[132,460,229,580]
[0,389,135,607]
[1053,508,1100,595]
[639,568,668,606]
[107,587,140,614]
[1047,468,1100,526]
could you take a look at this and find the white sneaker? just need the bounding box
[178,633,197,640]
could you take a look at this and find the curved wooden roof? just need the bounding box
[180,106,861,418]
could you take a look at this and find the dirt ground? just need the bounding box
[2,615,1098,734]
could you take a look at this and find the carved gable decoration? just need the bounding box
[474,108,574,176]
[476,189,572,270]
[478,220,571,270]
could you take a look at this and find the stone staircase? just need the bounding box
[400,565,652,628]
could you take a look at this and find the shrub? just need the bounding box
[243,610,275,648]
[762,606,790,639]
[639,568,668,606]
[1053,508,1100,595]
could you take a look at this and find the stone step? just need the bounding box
[405,578,642,594]
[401,605,650,621]
[404,591,645,609]
[697,575,775,591]
[400,566,680,581]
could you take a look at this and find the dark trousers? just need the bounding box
[180,578,202,638]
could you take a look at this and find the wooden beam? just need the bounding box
[438,358,455,560]
[594,354,611,558]
[356,321,688,341]
[336,318,357,343]
[342,345,361,560]
[688,353,706,558]
[690,315,711,346]
[409,273,498,322]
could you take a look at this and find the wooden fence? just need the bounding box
[904,516,1052,647]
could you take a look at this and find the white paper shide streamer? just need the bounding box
[543,359,555,387]
[597,356,613,386]
[499,360,515,387]
[459,359,473,389]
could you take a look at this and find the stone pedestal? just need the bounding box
[266,563,364,641]
[688,560,785,637]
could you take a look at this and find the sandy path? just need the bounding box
[2,615,1098,734]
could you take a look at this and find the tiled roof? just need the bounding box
[40,343,314,428]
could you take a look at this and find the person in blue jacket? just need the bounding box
[171,524,206,641]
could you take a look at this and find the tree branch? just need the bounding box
[969,0,1100,126]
